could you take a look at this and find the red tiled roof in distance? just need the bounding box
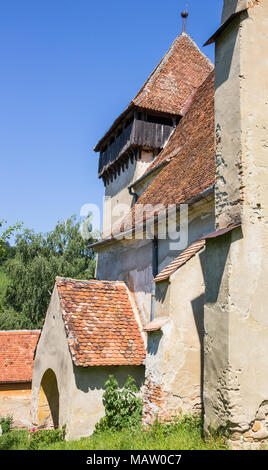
[0,330,40,384]
[153,239,205,283]
[56,277,146,367]
[95,33,213,151]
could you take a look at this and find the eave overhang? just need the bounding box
[204,9,248,46]
[90,185,215,249]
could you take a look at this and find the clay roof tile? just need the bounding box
[0,330,40,383]
[55,278,146,367]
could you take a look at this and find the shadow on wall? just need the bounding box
[198,227,243,415]
[73,364,145,394]
[202,229,243,304]
[215,11,248,88]
[155,282,169,304]
[147,330,163,357]
[190,229,243,415]
[37,369,59,429]
[191,292,205,414]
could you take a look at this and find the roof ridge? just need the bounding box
[95,33,213,151]
[131,33,186,104]
[133,33,213,108]
[55,276,125,286]
[147,69,215,172]
[181,32,214,69]
[0,330,40,334]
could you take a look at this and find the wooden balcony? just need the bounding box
[98,115,177,178]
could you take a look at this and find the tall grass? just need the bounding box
[0,418,227,451]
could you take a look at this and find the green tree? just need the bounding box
[0,220,22,264]
[2,215,98,329]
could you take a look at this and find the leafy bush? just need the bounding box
[28,426,66,450]
[0,430,28,450]
[0,415,13,434]
[95,375,142,432]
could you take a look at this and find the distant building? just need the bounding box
[0,330,40,429]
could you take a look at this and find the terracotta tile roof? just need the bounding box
[56,277,146,367]
[143,318,169,332]
[131,33,213,115]
[146,69,215,173]
[96,70,215,244]
[201,223,241,239]
[153,239,205,283]
[0,330,40,383]
[95,33,213,151]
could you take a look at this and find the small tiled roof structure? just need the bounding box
[143,318,169,332]
[56,277,146,367]
[153,239,206,283]
[95,33,213,151]
[0,330,40,384]
[95,70,215,245]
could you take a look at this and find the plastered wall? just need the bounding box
[143,249,206,424]
[97,197,214,327]
[204,0,268,449]
[0,382,32,429]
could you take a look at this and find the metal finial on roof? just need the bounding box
[181,4,189,33]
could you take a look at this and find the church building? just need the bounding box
[32,1,268,449]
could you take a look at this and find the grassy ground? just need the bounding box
[0,420,227,451]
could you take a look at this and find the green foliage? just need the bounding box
[0,220,22,264]
[1,215,97,329]
[0,270,8,307]
[0,307,32,330]
[95,375,142,432]
[0,430,28,450]
[28,426,66,450]
[0,415,13,434]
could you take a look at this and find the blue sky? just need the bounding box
[0,0,222,235]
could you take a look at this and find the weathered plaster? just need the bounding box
[70,366,144,440]
[0,383,32,429]
[143,247,206,424]
[31,285,75,436]
[103,150,154,234]
[97,196,214,327]
[204,0,268,449]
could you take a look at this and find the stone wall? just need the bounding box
[204,0,268,449]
